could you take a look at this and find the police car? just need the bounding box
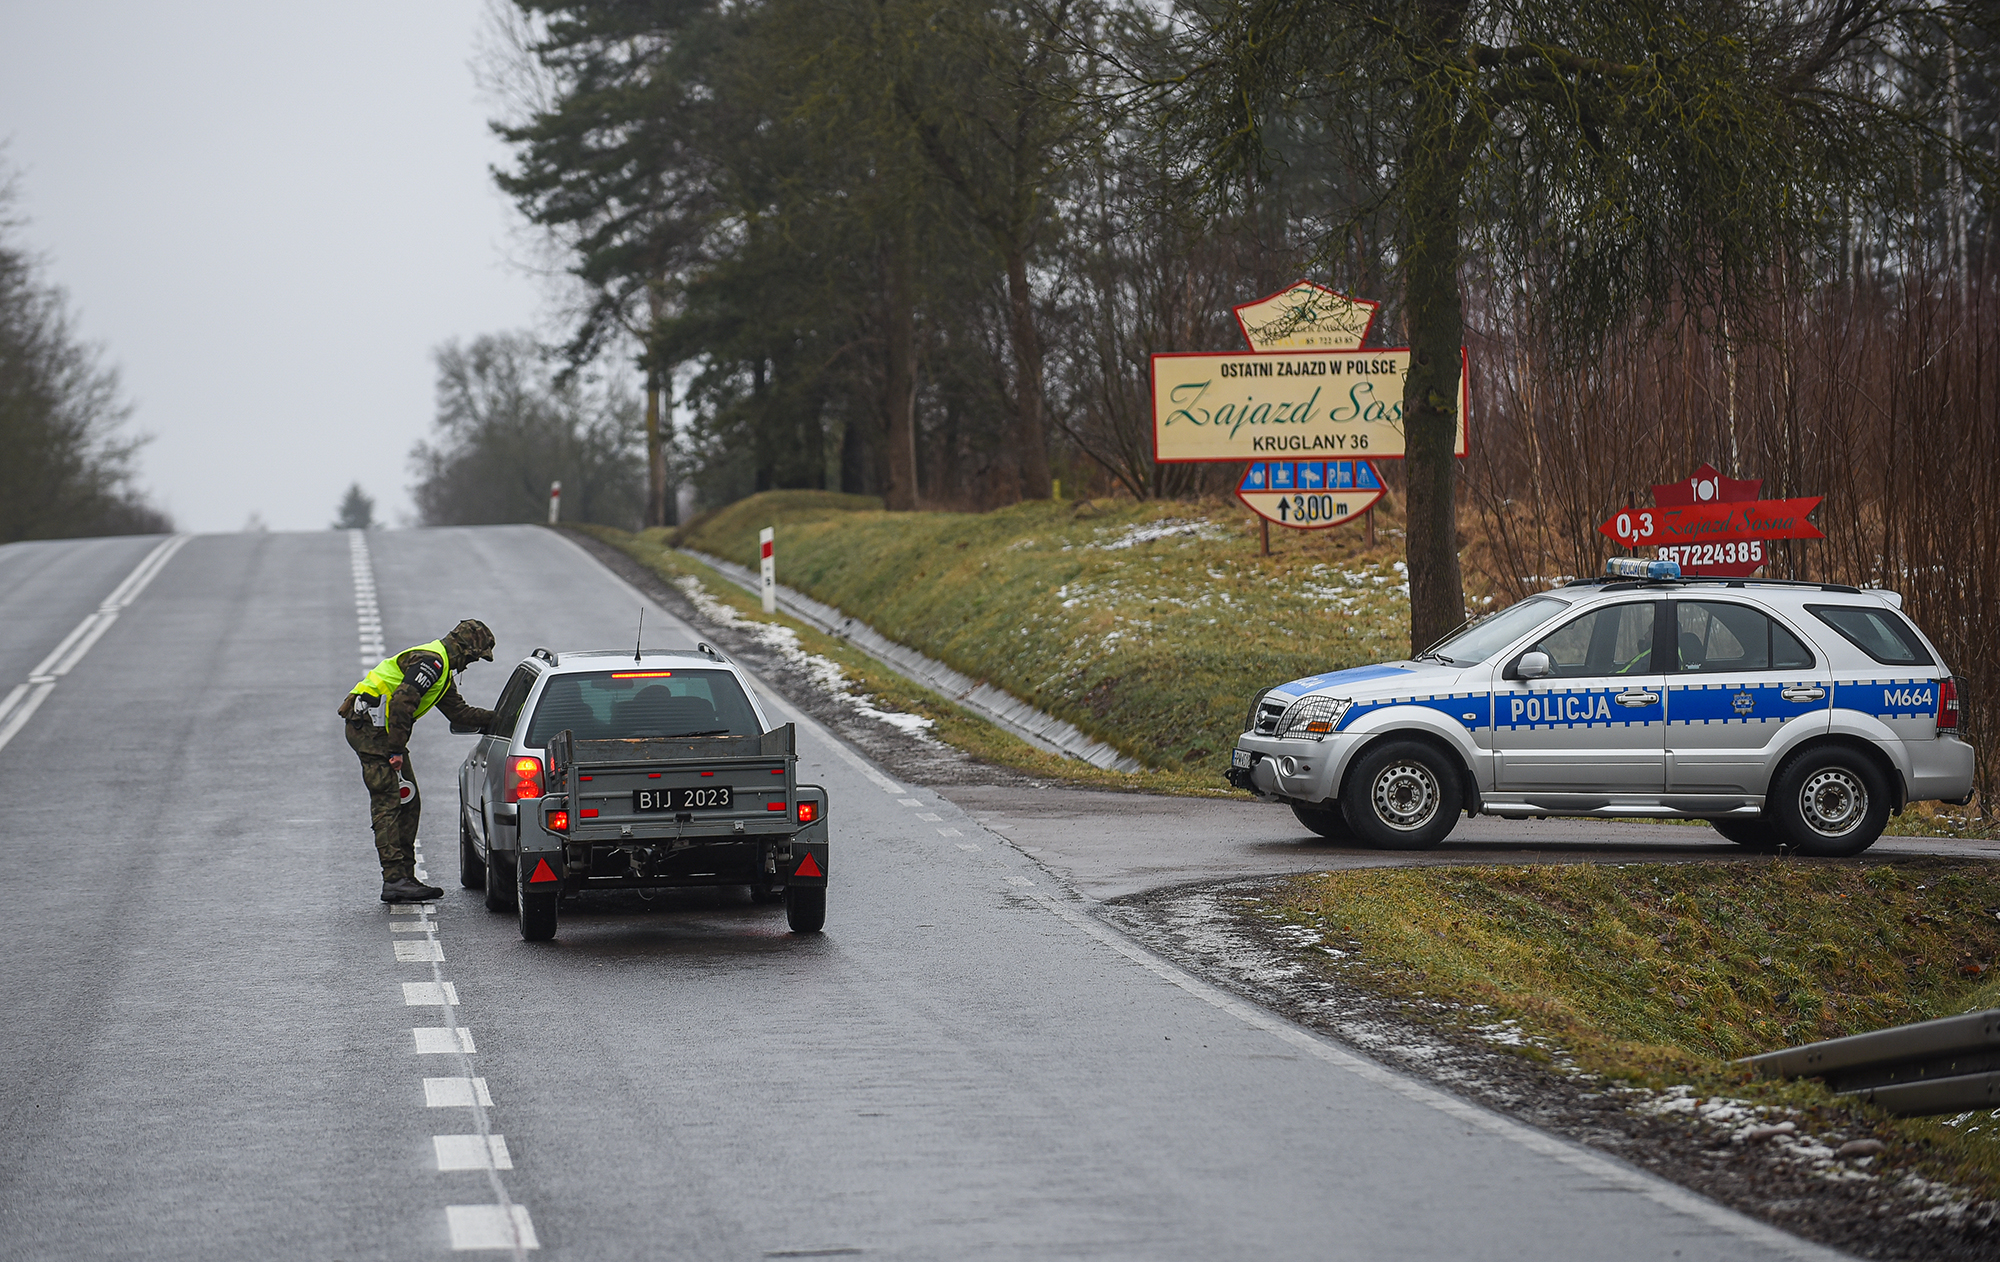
[1226,559,1972,856]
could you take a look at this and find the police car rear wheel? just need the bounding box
[1771,749,1889,858]
[1342,741,1462,850]
[459,818,486,889]
[484,853,516,912]
[1290,802,1353,841]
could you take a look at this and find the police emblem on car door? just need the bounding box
[1492,601,1666,794]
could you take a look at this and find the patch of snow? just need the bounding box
[1090,519,1227,550]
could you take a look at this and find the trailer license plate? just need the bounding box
[633,787,732,811]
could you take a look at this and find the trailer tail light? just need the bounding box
[766,801,786,811]
[544,808,569,833]
[798,801,819,824]
[1939,676,1962,731]
[508,756,544,801]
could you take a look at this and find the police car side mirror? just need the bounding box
[1514,651,1552,681]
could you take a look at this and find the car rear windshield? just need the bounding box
[524,669,762,745]
[1806,605,1935,667]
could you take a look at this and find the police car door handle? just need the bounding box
[1782,686,1827,702]
[1615,690,1659,706]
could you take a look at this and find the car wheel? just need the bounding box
[516,860,558,941]
[785,886,826,934]
[1769,748,1890,858]
[1339,740,1463,850]
[1710,818,1782,852]
[484,853,517,912]
[1290,801,1354,841]
[460,817,486,889]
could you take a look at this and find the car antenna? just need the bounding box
[634,607,644,662]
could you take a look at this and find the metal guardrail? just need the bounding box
[1740,1009,2000,1116]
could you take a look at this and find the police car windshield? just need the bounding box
[1420,596,1564,665]
[525,669,762,745]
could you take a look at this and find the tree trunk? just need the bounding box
[1398,42,1469,655]
[644,371,668,529]
[883,241,920,510]
[1003,248,1054,500]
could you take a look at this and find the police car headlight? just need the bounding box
[1276,696,1351,741]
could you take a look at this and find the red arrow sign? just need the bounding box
[1598,497,1825,548]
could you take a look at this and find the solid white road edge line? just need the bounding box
[1017,884,1843,1261]
[0,534,188,755]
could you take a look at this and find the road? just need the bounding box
[0,525,1841,1260]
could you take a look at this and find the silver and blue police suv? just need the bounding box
[1227,559,1972,856]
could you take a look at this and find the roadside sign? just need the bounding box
[1596,464,1823,577]
[1151,347,1468,463]
[1232,282,1377,352]
[1236,460,1385,530]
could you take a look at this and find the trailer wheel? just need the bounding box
[459,818,486,889]
[517,861,558,941]
[484,853,516,912]
[785,886,825,934]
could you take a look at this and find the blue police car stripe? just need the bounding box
[1334,691,1491,733]
[1266,663,1412,701]
[1493,688,1660,730]
[1663,681,1824,725]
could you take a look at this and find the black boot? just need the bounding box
[382,875,445,903]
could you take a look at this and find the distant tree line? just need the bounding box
[0,169,171,543]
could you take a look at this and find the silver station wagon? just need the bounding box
[1227,560,1973,856]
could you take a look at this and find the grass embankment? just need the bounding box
[1259,860,2000,1194]
[569,523,1229,793]
[670,490,1415,772]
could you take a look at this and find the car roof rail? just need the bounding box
[1565,576,1862,595]
[531,646,559,666]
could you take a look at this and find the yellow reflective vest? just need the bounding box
[351,639,454,721]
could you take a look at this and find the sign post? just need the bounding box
[548,480,561,525]
[1596,464,1823,576]
[759,527,776,613]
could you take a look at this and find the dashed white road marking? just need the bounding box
[389,905,434,915]
[396,940,446,962]
[955,842,979,851]
[916,812,942,822]
[404,981,460,1005]
[446,1204,539,1250]
[937,828,963,838]
[435,1135,513,1172]
[415,1028,477,1054]
[392,922,438,932]
[424,1077,494,1107]
[349,530,386,670]
[897,798,921,807]
[0,534,189,754]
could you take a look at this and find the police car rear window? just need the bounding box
[525,669,762,745]
[1806,605,1934,667]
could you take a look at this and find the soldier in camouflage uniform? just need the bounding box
[339,619,498,902]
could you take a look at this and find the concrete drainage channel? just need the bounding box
[681,549,1144,774]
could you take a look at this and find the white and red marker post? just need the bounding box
[548,480,562,525]
[759,527,776,613]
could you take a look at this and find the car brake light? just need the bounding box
[545,809,569,833]
[508,755,544,801]
[798,801,819,824]
[1939,677,1961,731]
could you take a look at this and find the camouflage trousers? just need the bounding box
[347,720,420,881]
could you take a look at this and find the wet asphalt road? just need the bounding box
[0,525,1846,1260]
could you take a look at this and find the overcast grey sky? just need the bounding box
[0,2,549,532]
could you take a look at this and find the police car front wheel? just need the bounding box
[1770,748,1890,858]
[1341,741,1462,850]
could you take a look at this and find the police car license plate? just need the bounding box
[1231,748,1252,769]
[633,787,732,811]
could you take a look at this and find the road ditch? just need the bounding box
[1102,861,2000,1260]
